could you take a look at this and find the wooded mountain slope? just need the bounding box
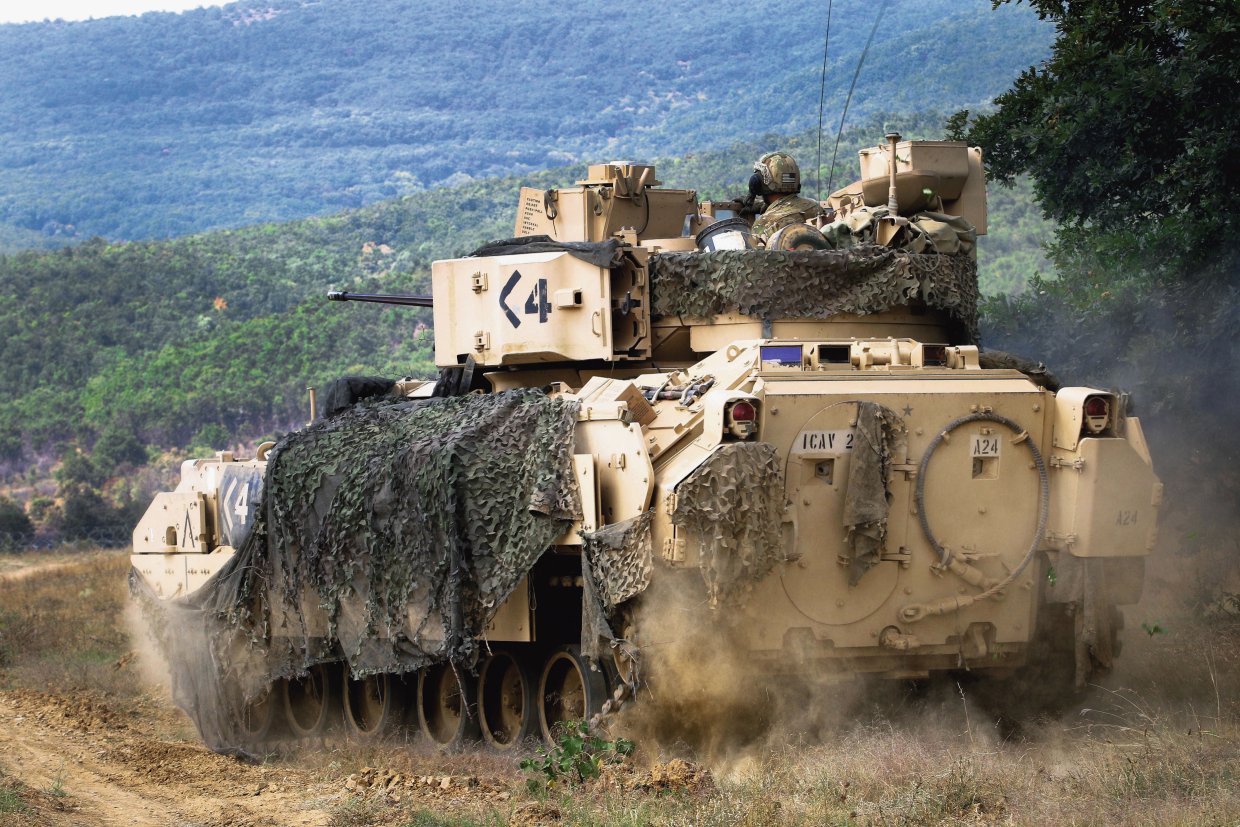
[0,0,1050,243]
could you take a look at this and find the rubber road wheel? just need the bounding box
[282,663,340,738]
[478,651,537,750]
[418,663,480,747]
[343,671,407,739]
[538,646,607,742]
[239,680,281,741]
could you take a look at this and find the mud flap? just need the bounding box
[1074,560,1115,688]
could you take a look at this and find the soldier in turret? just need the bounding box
[748,151,824,241]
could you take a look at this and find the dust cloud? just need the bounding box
[124,598,174,698]
[615,569,1022,782]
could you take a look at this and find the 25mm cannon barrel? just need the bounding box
[327,290,434,307]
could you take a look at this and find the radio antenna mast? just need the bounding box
[814,0,834,202]
[826,0,889,195]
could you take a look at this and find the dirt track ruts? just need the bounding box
[0,690,332,827]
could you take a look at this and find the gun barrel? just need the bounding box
[327,290,434,307]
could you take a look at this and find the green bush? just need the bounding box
[92,422,148,469]
[55,448,106,490]
[56,487,130,544]
[520,720,634,787]
[0,497,33,550]
[189,423,232,454]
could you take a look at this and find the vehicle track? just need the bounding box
[0,690,332,827]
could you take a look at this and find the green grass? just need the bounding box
[0,772,29,815]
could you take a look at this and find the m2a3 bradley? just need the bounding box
[131,135,1162,754]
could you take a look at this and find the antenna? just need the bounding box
[814,0,834,202]
[825,0,890,196]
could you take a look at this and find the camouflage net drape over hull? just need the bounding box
[579,511,654,664]
[842,402,906,586]
[649,245,980,343]
[671,442,787,605]
[131,390,580,753]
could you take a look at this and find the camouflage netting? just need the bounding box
[582,512,654,612]
[468,235,624,269]
[978,350,1063,392]
[670,442,787,605]
[841,402,907,586]
[319,375,396,418]
[131,389,581,754]
[649,244,979,343]
[580,511,653,664]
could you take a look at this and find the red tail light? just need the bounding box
[729,400,756,422]
[1083,394,1111,434]
[1084,396,1109,418]
[725,399,758,440]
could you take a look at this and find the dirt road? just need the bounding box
[0,689,334,827]
[0,551,108,583]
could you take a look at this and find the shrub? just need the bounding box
[0,496,33,551]
[520,720,634,787]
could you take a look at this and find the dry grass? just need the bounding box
[2,550,1240,826]
[0,550,133,698]
[295,689,1240,827]
[298,626,1240,827]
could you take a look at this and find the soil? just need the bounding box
[0,688,333,827]
[0,684,712,827]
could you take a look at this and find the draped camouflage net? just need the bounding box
[582,512,654,613]
[841,402,907,586]
[580,511,653,664]
[670,442,787,605]
[131,389,581,754]
[649,244,979,343]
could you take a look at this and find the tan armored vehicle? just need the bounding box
[132,135,1161,753]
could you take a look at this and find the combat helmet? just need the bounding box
[750,151,802,196]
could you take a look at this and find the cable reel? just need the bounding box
[901,411,1049,622]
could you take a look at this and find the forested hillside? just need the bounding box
[0,0,1051,244]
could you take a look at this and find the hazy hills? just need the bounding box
[0,0,1051,243]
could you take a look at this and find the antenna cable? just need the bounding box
[826,0,889,195]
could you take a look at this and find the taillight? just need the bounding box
[1083,395,1111,434]
[725,399,759,439]
[729,400,756,423]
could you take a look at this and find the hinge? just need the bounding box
[891,463,918,479]
[1045,530,1078,548]
[1049,456,1086,471]
[661,536,685,564]
[880,546,912,564]
[470,271,487,293]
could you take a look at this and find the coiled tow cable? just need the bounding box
[901,411,1049,623]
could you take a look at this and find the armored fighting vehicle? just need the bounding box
[132,135,1161,754]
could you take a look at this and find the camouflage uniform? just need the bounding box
[751,194,824,239]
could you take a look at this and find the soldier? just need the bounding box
[748,151,824,240]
